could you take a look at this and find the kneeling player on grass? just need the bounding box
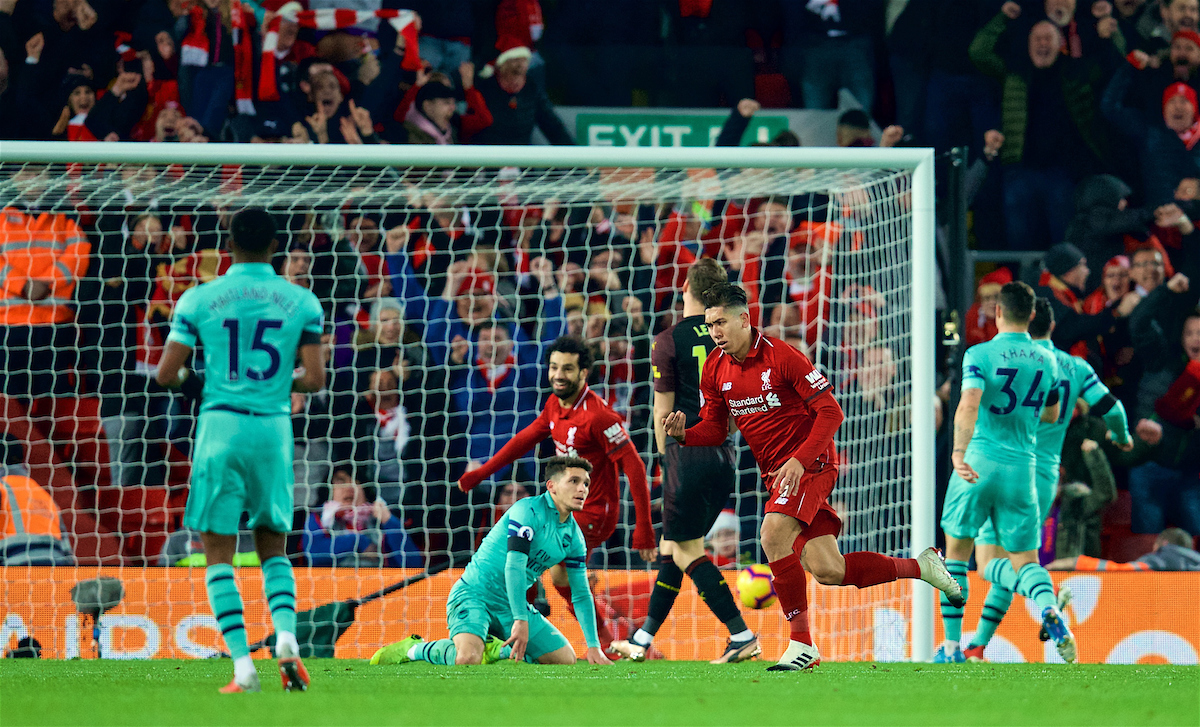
[371,457,613,667]
[663,283,964,671]
[157,208,326,693]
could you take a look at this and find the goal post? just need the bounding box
[0,141,936,662]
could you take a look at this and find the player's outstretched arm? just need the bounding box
[566,562,612,666]
[458,416,552,492]
[615,444,657,560]
[952,389,982,482]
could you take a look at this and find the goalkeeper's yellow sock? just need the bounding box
[262,556,298,651]
[206,564,249,660]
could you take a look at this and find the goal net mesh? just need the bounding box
[0,157,917,662]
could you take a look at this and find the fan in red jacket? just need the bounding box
[458,336,655,652]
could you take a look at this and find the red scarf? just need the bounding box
[259,8,420,102]
[181,2,256,115]
[1179,119,1200,151]
[477,353,516,393]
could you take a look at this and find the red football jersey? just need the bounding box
[689,329,842,475]
[536,384,633,518]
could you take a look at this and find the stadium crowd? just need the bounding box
[0,0,1199,570]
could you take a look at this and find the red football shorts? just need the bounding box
[573,500,620,552]
[763,466,843,545]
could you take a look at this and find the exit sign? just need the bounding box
[576,113,789,147]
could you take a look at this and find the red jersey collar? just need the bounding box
[730,328,771,362]
[558,383,591,416]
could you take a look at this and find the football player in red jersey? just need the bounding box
[459,336,656,652]
[663,283,964,670]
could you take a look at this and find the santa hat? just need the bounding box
[1164,82,1199,120]
[976,267,1013,296]
[1174,29,1200,50]
[456,271,495,297]
[705,509,738,540]
[1103,255,1131,273]
[478,41,532,79]
[114,31,137,64]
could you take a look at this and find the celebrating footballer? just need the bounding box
[662,283,965,670]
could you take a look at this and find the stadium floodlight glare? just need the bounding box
[0,141,935,663]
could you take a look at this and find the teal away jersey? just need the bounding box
[166,263,324,415]
[961,331,1059,464]
[459,492,588,608]
[1034,338,1110,467]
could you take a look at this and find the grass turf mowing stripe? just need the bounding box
[1,660,1195,727]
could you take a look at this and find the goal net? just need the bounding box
[0,143,934,663]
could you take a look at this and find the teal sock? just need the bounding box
[261,556,297,636]
[206,564,249,660]
[412,639,457,665]
[969,584,1013,649]
[984,558,1056,611]
[940,559,970,643]
[1013,562,1057,611]
[982,557,1018,591]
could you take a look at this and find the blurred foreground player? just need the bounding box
[371,457,612,667]
[952,298,1131,663]
[458,337,656,653]
[611,259,758,664]
[941,282,1077,663]
[158,208,326,693]
[663,283,964,671]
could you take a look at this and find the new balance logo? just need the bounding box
[805,370,829,391]
[722,382,732,391]
[775,496,788,505]
[603,423,628,445]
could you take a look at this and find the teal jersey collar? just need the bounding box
[993,331,1032,341]
[1033,338,1054,350]
[226,262,276,276]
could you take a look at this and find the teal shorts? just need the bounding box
[183,409,293,535]
[976,460,1058,547]
[941,454,1040,553]
[446,581,570,661]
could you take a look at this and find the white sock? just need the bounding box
[631,629,653,647]
[730,629,754,643]
[233,655,256,683]
[942,639,959,652]
[276,631,299,657]
[406,644,422,661]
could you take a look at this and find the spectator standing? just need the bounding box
[781,0,881,113]
[971,4,1109,250]
[1104,62,1200,205]
[1037,242,1137,358]
[1049,434,1119,561]
[471,43,571,145]
[0,189,90,402]
[178,0,257,137]
[1065,175,1162,291]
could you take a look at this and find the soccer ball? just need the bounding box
[737,564,777,610]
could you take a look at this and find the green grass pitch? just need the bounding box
[2,659,1196,726]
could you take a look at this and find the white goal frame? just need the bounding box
[0,141,937,662]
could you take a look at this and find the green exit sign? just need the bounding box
[576,113,789,147]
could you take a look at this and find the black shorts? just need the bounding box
[661,440,736,542]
